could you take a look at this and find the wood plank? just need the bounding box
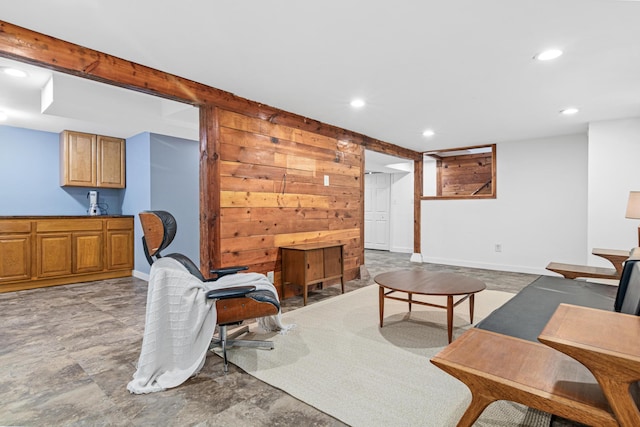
[219,219,331,239]
[220,110,365,155]
[219,207,252,221]
[221,247,279,266]
[220,143,277,166]
[230,207,330,221]
[220,176,276,192]
[221,160,360,188]
[328,216,360,230]
[220,160,314,180]
[220,235,276,252]
[220,191,330,208]
[219,126,362,167]
[273,228,360,247]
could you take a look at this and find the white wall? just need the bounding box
[421,134,588,274]
[390,171,414,253]
[587,117,640,266]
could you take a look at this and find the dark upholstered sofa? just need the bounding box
[476,249,640,342]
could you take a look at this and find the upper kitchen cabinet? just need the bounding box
[60,130,126,188]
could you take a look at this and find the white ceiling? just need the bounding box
[1,0,640,172]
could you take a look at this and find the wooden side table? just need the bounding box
[431,328,616,427]
[281,243,344,306]
[592,248,630,277]
[539,304,640,427]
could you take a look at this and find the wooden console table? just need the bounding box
[281,243,344,306]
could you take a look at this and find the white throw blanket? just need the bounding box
[127,257,287,394]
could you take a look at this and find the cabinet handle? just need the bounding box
[307,263,310,269]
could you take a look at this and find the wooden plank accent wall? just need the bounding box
[216,109,362,296]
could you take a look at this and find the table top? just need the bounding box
[592,248,630,258]
[280,242,344,251]
[539,303,640,364]
[374,269,486,296]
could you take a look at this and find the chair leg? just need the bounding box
[210,324,275,373]
[220,324,229,372]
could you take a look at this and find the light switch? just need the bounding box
[324,175,329,186]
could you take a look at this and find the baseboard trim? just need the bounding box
[132,270,149,281]
[410,253,424,263]
[420,256,550,276]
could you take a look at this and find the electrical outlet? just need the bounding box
[267,271,274,283]
[494,244,502,252]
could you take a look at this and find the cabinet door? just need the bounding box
[323,246,343,278]
[305,249,325,282]
[0,234,31,283]
[73,232,103,273]
[60,130,96,187]
[37,233,72,277]
[97,136,125,188]
[107,229,133,270]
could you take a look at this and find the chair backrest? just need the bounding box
[615,255,640,315]
[139,210,177,265]
[139,210,208,281]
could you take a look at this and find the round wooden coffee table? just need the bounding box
[374,270,486,343]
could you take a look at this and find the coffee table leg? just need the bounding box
[447,295,453,343]
[408,292,412,312]
[379,285,384,327]
[469,293,475,324]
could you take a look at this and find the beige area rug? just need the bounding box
[222,285,551,427]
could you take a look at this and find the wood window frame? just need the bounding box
[421,144,496,200]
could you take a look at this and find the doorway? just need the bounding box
[363,150,414,254]
[364,173,391,250]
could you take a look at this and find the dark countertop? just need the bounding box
[0,215,134,219]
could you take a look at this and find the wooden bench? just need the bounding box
[545,261,618,280]
[431,328,617,427]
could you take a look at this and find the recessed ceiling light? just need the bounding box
[422,129,435,137]
[535,49,563,61]
[1,67,28,78]
[0,111,7,121]
[560,107,579,115]
[350,99,365,108]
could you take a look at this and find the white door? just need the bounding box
[364,173,390,250]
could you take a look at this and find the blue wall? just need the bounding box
[1,125,200,277]
[150,133,200,269]
[123,132,152,274]
[0,125,122,215]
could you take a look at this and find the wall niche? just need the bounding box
[422,144,496,199]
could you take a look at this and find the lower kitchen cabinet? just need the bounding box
[0,216,134,292]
